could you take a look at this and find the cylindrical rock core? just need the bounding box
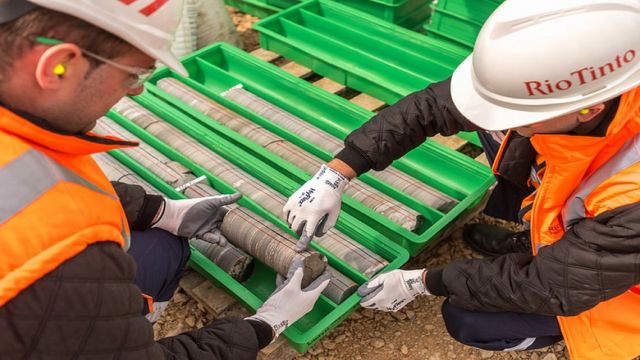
[221,207,327,288]
[221,83,458,213]
[189,238,254,282]
[157,78,423,231]
[111,97,388,277]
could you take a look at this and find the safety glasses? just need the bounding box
[35,36,156,89]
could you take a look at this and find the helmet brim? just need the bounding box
[451,54,640,131]
[450,55,571,131]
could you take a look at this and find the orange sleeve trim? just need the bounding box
[142,293,154,313]
[491,130,512,176]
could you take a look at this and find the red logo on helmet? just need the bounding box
[524,49,636,96]
[119,0,169,16]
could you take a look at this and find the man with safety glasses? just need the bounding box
[0,1,328,359]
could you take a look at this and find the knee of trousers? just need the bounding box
[136,228,191,279]
[175,233,191,269]
[157,228,191,268]
[441,300,487,346]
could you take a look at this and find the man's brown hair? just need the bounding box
[0,7,132,77]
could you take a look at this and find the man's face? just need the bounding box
[64,49,155,133]
[513,111,583,138]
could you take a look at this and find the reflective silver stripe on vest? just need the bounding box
[562,133,640,230]
[0,150,59,224]
[0,149,129,248]
[121,217,131,250]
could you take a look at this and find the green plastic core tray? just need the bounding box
[255,0,467,105]
[224,0,280,18]
[112,41,493,352]
[146,43,494,257]
[106,107,409,354]
[254,0,481,146]
[257,0,432,27]
[335,0,432,23]
[424,0,503,50]
[433,0,501,24]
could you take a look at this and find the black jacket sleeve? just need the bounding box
[0,242,267,360]
[335,78,480,175]
[158,318,270,360]
[426,202,640,316]
[112,181,165,230]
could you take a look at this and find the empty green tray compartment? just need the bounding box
[424,0,503,50]
[254,0,481,145]
[255,0,466,103]
[335,0,432,23]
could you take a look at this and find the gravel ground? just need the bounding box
[154,8,570,359]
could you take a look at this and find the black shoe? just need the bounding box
[462,223,531,257]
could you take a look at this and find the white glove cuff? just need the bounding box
[423,270,432,296]
[316,164,349,193]
[245,314,286,339]
[151,198,181,234]
[406,269,430,297]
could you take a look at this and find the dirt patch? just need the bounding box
[228,6,261,52]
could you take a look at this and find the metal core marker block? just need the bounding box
[111,97,388,278]
[221,84,458,213]
[156,78,423,231]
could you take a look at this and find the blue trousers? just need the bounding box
[442,300,563,351]
[128,228,190,319]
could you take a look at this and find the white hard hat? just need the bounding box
[451,0,640,131]
[25,0,188,76]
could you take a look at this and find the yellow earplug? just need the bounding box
[53,64,66,76]
[579,108,590,115]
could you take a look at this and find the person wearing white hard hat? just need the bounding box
[0,1,329,359]
[285,0,640,358]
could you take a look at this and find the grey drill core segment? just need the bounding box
[93,121,255,281]
[111,97,388,278]
[157,78,423,231]
[92,152,161,195]
[97,112,359,303]
[221,84,458,213]
[222,207,327,288]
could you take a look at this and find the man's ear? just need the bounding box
[34,44,83,89]
[577,103,606,123]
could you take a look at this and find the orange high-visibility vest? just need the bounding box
[0,107,137,307]
[495,88,640,359]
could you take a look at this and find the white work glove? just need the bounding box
[152,193,242,246]
[283,164,349,252]
[246,259,331,338]
[358,269,430,312]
